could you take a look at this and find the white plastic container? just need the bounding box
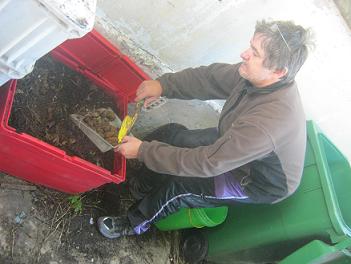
[0,0,96,86]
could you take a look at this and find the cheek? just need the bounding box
[260,67,272,77]
[252,61,266,73]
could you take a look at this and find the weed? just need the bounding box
[68,195,83,214]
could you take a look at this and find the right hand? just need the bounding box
[115,136,142,159]
[135,80,163,107]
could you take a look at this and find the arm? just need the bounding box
[137,119,274,177]
[158,63,242,100]
[134,63,243,103]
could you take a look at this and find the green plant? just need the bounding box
[68,195,83,214]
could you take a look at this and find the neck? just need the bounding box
[253,78,279,88]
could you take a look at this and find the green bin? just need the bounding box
[201,120,351,263]
[280,237,351,264]
[155,206,228,231]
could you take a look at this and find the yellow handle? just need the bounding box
[117,100,144,143]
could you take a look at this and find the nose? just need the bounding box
[240,48,251,61]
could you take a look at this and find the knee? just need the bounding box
[144,123,188,144]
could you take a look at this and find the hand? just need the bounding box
[115,136,142,159]
[135,80,163,107]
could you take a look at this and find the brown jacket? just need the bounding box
[137,63,306,203]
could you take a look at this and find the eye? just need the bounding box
[250,45,259,57]
[251,49,259,57]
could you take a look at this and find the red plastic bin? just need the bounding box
[0,29,148,193]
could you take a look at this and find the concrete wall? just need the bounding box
[94,0,351,160]
[335,0,351,29]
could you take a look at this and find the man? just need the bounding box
[98,20,313,239]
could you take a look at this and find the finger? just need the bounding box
[113,144,121,152]
[135,91,147,102]
[136,82,147,96]
[135,87,143,97]
[136,81,145,91]
[144,96,158,107]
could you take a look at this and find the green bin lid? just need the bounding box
[307,121,351,242]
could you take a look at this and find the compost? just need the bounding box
[9,55,117,170]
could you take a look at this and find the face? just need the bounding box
[239,33,277,87]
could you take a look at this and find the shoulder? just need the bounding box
[245,84,305,140]
[207,62,241,75]
[207,62,243,87]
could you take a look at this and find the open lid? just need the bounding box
[280,238,351,264]
[51,30,149,100]
[39,0,96,37]
[307,121,351,242]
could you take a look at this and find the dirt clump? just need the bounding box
[82,107,120,146]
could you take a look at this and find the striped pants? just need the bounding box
[127,124,250,234]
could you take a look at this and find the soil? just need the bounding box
[8,55,116,171]
[0,172,183,264]
[33,178,179,264]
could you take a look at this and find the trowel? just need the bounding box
[70,109,122,153]
[70,97,167,153]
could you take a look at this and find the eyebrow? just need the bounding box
[250,40,261,57]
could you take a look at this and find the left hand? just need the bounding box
[115,136,142,159]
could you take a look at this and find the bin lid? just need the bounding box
[308,121,351,242]
[280,238,351,264]
[51,30,149,100]
[39,0,96,37]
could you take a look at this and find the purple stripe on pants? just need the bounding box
[214,171,247,198]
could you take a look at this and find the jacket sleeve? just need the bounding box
[137,118,275,177]
[158,63,242,100]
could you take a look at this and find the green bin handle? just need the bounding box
[279,237,351,264]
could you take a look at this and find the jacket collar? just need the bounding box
[245,79,294,95]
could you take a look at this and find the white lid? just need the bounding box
[38,0,97,37]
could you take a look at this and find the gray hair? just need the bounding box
[255,20,314,83]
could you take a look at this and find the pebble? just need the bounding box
[15,211,26,224]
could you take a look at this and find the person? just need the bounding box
[97,20,313,239]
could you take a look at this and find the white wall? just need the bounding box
[96,0,252,70]
[96,0,351,160]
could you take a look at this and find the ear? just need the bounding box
[274,67,288,79]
